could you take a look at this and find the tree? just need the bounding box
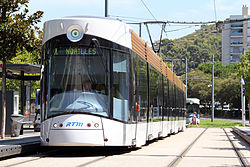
[239,50,250,98]
[215,74,241,109]
[187,70,211,104]
[186,65,241,109]
[198,62,238,78]
[0,0,43,138]
[238,50,250,112]
[161,24,221,75]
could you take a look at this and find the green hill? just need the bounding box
[161,24,221,75]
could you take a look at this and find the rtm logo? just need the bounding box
[66,122,84,127]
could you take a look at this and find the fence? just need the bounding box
[200,108,249,120]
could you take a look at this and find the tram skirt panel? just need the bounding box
[162,121,171,137]
[135,123,147,147]
[101,118,136,146]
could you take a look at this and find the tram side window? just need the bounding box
[163,77,169,120]
[158,74,163,118]
[112,51,129,122]
[149,66,160,121]
[177,88,181,120]
[173,85,177,120]
[136,57,148,122]
[137,57,148,122]
[169,81,174,121]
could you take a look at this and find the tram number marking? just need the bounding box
[66,122,84,127]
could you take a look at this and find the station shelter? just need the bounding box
[0,64,40,136]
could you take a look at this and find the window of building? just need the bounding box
[230,47,244,54]
[231,29,243,34]
[231,23,243,27]
[231,38,243,44]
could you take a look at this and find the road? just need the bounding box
[1,128,249,167]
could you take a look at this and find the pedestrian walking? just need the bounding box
[191,112,198,127]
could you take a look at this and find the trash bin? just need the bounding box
[11,114,24,137]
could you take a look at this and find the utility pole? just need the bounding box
[185,57,188,101]
[211,55,214,122]
[139,23,141,37]
[105,0,108,17]
[1,1,7,139]
[241,76,245,127]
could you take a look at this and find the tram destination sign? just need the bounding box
[54,48,97,56]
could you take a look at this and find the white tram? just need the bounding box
[40,16,186,147]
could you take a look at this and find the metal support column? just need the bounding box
[105,0,108,17]
[211,55,214,122]
[241,76,245,127]
[139,23,141,37]
[185,57,187,101]
[20,71,25,115]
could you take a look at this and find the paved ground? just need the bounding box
[1,128,249,167]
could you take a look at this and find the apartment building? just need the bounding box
[222,5,250,65]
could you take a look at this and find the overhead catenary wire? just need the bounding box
[140,0,158,22]
[165,25,199,33]
[110,15,209,34]
[139,0,169,50]
[109,15,149,21]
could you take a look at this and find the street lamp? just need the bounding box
[211,55,214,122]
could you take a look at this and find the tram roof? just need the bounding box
[62,16,121,21]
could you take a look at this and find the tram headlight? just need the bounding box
[67,25,84,42]
[53,123,58,128]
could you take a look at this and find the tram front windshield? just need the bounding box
[47,47,109,118]
[186,104,200,118]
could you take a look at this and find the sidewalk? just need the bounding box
[0,130,40,159]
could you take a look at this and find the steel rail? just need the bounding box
[223,128,249,167]
[167,128,208,167]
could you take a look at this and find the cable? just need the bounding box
[109,15,149,21]
[140,0,157,21]
[165,25,199,33]
[139,0,168,39]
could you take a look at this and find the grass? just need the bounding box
[187,119,242,128]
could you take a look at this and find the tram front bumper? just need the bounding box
[42,129,105,146]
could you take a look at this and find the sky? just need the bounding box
[28,0,249,43]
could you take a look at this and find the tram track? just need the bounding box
[2,146,128,167]
[167,128,208,167]
[223,128,249,167]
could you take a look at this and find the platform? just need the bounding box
[0,130,40,158]
[232,126,250,144]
